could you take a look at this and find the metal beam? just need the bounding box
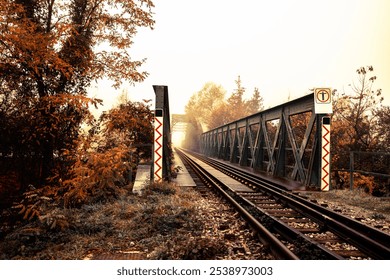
[200,93,326,188]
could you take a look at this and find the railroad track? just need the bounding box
[175,148,390,260]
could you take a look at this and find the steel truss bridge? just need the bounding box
[153,87,331,190]
[200,93,330,189]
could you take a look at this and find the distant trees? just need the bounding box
[226,76,264,121]
[185,82,226,131]
[207,77,264,129]
[248,87,264,114]
[0,0,154,188]
[183,82,226,151]
[183,76,264,150]
[185,76,264,131]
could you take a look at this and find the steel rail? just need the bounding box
[188,150,390,260]
[178,149,343,260]
[212,161,390,247]
[177,149,299,260]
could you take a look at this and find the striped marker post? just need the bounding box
[321,116,331,191]
[314,88,332,192]
[153,109,163,182]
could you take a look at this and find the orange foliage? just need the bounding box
[63,142,131,208]
[0,0,155,190]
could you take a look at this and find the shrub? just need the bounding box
[63,143,132,208]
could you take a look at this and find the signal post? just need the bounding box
[314,88,333,191]
[153,85,171,182]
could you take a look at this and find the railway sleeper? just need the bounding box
[295,228,322,234]
[279,217,310,223]
[264,209,297,216]
[331,249,367,259]
[255,203,284,209]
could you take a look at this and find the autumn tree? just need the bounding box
[227,76,246,121]
[374,106,390,152]
[207,102,231,129]
[247,87,264,114]
[209,78,264,129]
[371,105,390,194]
[331,66,390,195]
[225,76,264,122]
[99,100,154,159]
[182,120,203,152]
[184,77,265,131]
[0,0,154,187]
[185,82,226,131]
[183,82,225,150]
[332,66,383,170]
[60,100,154,208]
[183,78,265,149]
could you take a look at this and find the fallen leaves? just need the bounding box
[0,182,273,260]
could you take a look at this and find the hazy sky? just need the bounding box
[89,0,390,115]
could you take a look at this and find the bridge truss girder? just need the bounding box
[201,93,325,187]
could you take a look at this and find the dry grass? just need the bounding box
[4,182,384,260]
[0,182,229,260]
[303,189,390,221]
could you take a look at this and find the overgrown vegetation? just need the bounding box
[331,66,389,195]
[0,182,230,260]
[0,0,155,206]
[7,99,154,228]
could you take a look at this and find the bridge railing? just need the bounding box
[200,93,329,189]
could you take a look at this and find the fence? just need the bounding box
[349,151,390,190]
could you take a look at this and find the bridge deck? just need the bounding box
[174,149,305,191]
[172,150,197,187]
[210,158,306,191]
[184,153,255,193]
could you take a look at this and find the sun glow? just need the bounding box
[172,131,185,148]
